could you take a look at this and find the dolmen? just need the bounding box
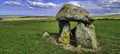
[56,4,97,49]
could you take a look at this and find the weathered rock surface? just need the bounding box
[56,4,94,23]
[58,20,69,34]
[43,32,50,37]
[76,23,97,49]
[58,22,71,44]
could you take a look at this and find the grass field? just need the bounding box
[94,14,120,20]
[0,20,120,54]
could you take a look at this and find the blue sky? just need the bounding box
[0,0,120,16]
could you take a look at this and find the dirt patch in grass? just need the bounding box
[43,32,101,53]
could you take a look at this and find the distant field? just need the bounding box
[0,16,55,21]
[0,17,55,21]
[0,14,120,21]
[94,14,120,20]
[0,20,120,54]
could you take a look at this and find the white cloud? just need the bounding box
[67,1,103,9]
[27,5,34,9]
[80,1,102,9]
[67,1,103,10]
[98,0,120,8]
[67,1,80,6]
[27,0,59,8]
[4,1,21,6]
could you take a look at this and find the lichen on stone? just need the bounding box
[56,4,94,23]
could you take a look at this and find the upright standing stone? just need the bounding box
[76,22,97,49]
[58,20,69,34]
[58,22,70,44]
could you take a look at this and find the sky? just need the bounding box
[0,0,120,16]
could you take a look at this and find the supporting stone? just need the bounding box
[88,24,97,49]
[58,20,69,34]
[58,21,70,44]
[75,22,97,49]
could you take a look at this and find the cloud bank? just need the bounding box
[68,1,80,6]
[3,0,59,8]
[1,0,120,15]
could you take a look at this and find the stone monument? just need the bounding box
[56,4,97,49]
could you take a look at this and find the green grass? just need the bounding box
[93,20,120,54]
[0,20,120,54]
